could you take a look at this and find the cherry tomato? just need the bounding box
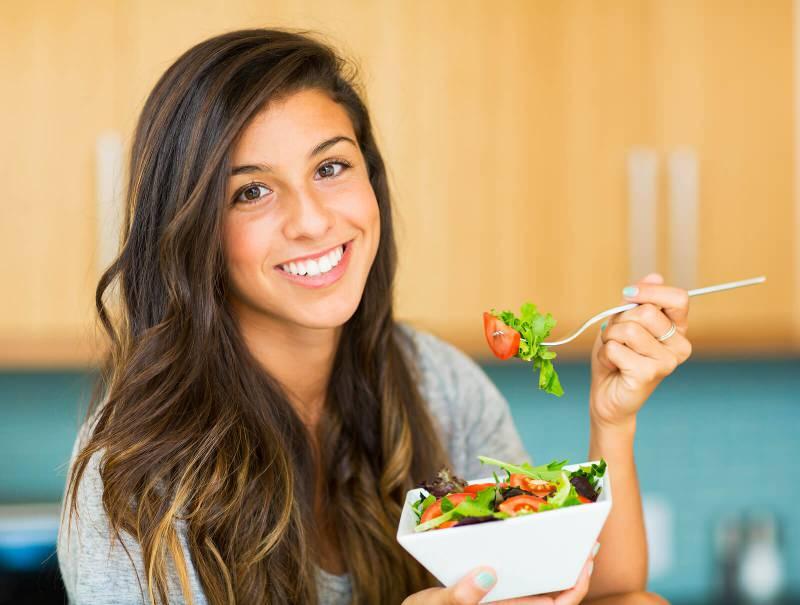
[419,493,472,524]
[509,474,556,496]
[483,312,520,360]
[464,482,508,494]
[498,494,546,515]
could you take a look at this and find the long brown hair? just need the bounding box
[64,28,449,604]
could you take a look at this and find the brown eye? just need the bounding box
[315,160,350,180]
[235,184,271,205]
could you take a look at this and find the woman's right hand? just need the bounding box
[402,546,596,605]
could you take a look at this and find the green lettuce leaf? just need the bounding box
[490,301,564,396]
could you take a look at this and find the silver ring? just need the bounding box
[657,321,677,342]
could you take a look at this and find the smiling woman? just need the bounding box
[56,26,669,605]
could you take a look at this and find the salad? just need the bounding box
[411,457,606,533]
[483,302,564,397]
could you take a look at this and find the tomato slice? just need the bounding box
[498,494,547,515]
[419,493,472,524]
[509,474,556,497]
[578,495,593,504]
[483,312,521,360]
[464,482,508,494]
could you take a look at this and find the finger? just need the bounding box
[449,567,498,604]
[606,304,692,364]
[621,279,690,335]
[602,321,669,362]
[607,303,671,338]
[638,272,665,285]
[553,555,594,605]
[597,337,664,380]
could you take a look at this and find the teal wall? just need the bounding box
[1,356,798,601]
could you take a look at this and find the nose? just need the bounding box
[282,185,335,240]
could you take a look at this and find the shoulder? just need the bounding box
[57,423,150,603]
[57,411,207,604]
[397,323,531,478]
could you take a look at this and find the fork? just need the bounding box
[535,276,767,347]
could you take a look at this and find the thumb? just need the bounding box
[447,567,497,604]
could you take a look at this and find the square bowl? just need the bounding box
[396,461,612,602]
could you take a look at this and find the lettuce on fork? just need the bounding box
[488,301,564,397]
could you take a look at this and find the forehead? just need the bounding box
[232,88,356,162]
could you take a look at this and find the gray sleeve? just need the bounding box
[408,327,532,481]
[57,421,207,604]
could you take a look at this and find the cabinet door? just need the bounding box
[0,1,116,365]
[649,0,796,354]
[382,2,652,358]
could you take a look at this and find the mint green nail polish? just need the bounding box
[622,286,639,298]
[592,542,601,557]
[600,321,607,331]
[474,571,496,590]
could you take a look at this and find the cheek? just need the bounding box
[223,215,272,277]
[340,182,380,239]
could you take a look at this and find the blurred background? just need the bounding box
[1,1,798,603]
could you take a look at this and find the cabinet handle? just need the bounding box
[668,148,699,290]
[627,148,659,283]
[95,131,124,274]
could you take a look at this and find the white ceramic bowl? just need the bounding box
[396,461,612,602]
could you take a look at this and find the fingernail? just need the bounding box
[592,542,601,557]
[600,321,607,331]
[622,286,639,298]
[474,570,497,590]
[588,561,594,576]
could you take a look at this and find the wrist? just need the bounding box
[590,414,636,435]
[589,414,637,458]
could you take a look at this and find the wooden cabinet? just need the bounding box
[0,2,117,365]
[1,1,796,366]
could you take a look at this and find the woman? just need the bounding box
[58,28,688,604]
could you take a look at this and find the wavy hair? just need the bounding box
[63,28,449,604]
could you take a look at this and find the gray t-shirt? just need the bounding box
[57,325,531,604]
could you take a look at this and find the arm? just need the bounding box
[582,273,692,600]
[57,444,207,604]
[584,418,647,596]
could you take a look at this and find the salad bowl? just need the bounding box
[396,461,612,602]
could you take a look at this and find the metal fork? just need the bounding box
[532,275,767,347]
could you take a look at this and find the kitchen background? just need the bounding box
[1,1,798,603]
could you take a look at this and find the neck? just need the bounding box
[232,300,341,429]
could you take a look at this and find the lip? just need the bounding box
[275,240,350,267]
[274,240,353,289]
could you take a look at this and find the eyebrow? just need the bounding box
[230,135,357,176]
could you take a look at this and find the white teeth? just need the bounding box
[306,259,320,276]
[281,244,346,277]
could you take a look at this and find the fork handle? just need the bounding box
[541,275,766,347]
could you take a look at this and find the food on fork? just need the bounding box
[483,302,563,396]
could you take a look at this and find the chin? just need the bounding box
[289,293,363,330]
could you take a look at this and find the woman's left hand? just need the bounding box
[589,273,693,429]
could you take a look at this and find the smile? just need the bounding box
[274,240,353,289]
[278,242,345,276]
